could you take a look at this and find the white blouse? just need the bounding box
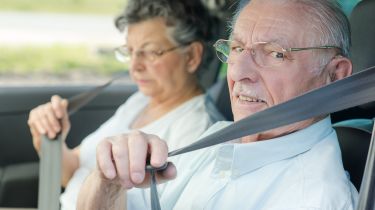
[60,91,223,210]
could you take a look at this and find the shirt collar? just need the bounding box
[211,117,333,179]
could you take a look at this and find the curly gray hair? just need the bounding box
[115,0,216,45]
[114,0,222,89]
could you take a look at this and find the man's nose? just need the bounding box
[228,51,259,82]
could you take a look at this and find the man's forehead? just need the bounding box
[232,1,309,47]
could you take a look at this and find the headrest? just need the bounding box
[350,0,375,73]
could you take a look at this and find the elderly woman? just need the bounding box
[27,0,222,209]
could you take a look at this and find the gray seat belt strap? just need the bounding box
[357,118,375,210]
[147,66,375,210]
[37,78,119,210]
[37,66,375,210]
[169,66,375,156]
[38,135,62,210]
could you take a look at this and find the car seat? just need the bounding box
[350,0,375,73]
[331,0,375,192]
[333,119,373,191]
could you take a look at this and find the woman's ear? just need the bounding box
[327,56,353,83]
[185,42,204,74]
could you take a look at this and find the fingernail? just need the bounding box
[132,172,144,183]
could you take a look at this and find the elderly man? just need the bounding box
[77,0,358,209]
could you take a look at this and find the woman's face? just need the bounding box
[126,18,198,102]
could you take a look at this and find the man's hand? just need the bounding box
[77,131,176,210]
[96,130,177,189]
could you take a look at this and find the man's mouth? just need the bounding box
[237,95,266,103]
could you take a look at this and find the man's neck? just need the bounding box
[240,116,326,143]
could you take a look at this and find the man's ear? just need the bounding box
[185,42,204,74]
[328,56,353,82]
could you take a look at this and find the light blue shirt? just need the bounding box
[127,117,358,210]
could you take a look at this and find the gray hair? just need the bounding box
[114,0,221,87]
[232,0,351,60]
[115,0,215,46]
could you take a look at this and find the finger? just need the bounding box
[28,109,46,135]
[148,135,168,168]
[155,162,177,182]
[51,95,65,119]
[37,105,58,139]
[32,119,47,136]
[44,103,61,133]
[96,139,117,180]
[128,131,148,184]
[60,99,70,132]
[111,135,134,189]
[29,126,39,138]
[54,97,71,135]
[29,126,42,152]
[35,106,55,137]
[27,109,36,128]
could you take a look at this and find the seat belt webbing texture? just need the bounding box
[37,78,120,210]
[357,119,375,210]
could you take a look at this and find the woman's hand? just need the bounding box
[28,95,71,154]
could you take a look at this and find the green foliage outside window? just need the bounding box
[0,0,125,15]
[0,0,127,84]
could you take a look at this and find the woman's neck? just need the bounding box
[149,84,202,110]
[131,84,203,129]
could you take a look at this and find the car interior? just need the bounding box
[0,0,374,208]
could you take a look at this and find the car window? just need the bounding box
[0,0,132,86]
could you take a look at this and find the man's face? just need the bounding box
[228,1,332,141]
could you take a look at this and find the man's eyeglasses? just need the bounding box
[213,39,343,67]
[115,45,184,63]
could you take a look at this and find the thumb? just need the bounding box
[155,162,177,182]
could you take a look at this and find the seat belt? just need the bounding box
[357,118,375,210]
[37,78,120,210]
[168,66,375,157]
[38,66,375,210]
[148,66,375,210]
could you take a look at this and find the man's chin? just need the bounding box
[232,107,267,121]
[233,110,257,121]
